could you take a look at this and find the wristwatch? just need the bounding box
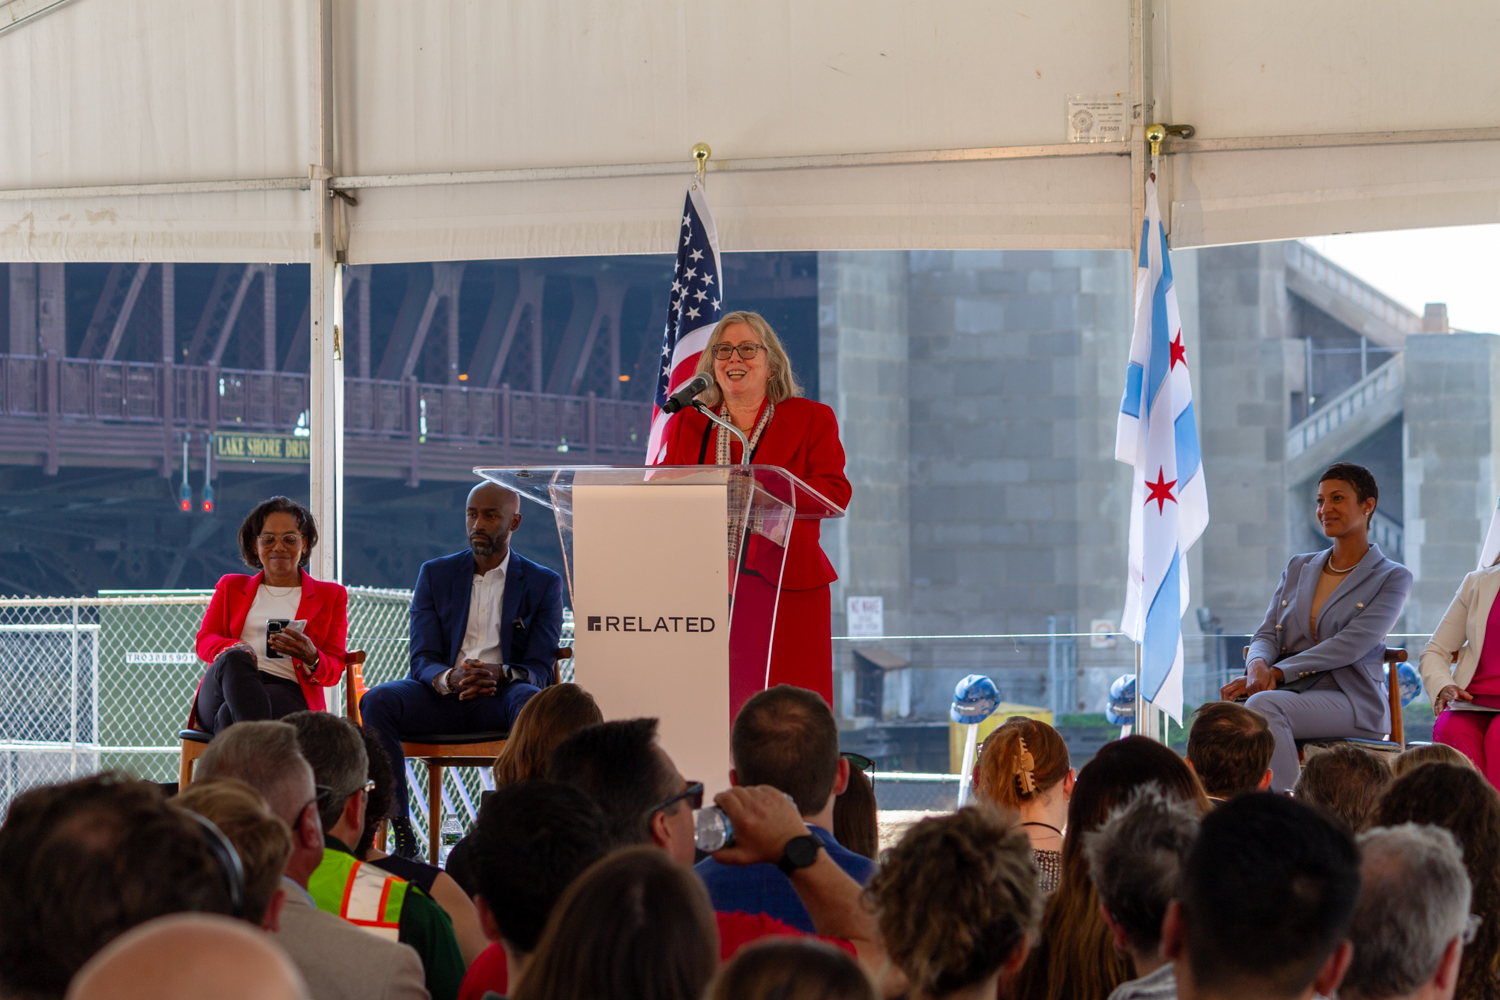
[777,831,824,877]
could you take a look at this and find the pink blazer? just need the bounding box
[192,569,349,720]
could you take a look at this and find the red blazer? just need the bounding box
[662,396,851,591]
[193,569,349,716]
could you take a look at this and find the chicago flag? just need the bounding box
[1115,171,1209,722]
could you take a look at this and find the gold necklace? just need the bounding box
[1326,550,1364,574]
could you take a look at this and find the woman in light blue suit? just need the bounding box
[1221,463,1413,791]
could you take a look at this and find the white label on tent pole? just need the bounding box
[1067,94,1127,143]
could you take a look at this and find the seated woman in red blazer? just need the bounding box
[192,496,348,733]
[661,310,851,711]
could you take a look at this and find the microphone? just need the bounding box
[661,373,713,415]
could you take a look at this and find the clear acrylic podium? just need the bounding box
[474,465,845,793]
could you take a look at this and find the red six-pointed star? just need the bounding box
[1144,467,1178,514]
[1169,331,1187,370]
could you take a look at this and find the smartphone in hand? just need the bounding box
[265,619,289,659]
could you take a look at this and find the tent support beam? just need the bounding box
[308,0,342,585]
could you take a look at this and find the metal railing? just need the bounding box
[0,353,652,451]
[1285,353,1403,460]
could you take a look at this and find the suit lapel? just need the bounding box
[1317,544,1383,625]
[452,550,476,660]
[295,569,325,626]
[500,552,526,664]
[229,573,262,640]
[1292,551,1324,644]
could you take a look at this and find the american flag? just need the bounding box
[645,182,722,464]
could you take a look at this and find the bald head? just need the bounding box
[466,482,521,564]
[67,914,307,1000]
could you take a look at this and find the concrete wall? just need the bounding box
[1403,334,1500,632]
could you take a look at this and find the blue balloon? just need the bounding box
[951,674,1001,724]
[1106,674,1136,726]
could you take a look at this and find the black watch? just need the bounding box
[777,831,824,877]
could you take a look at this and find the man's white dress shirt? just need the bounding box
[432,551,509,694]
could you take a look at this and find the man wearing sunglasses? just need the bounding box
[195,721,429,1000]
[286,712,466,1000]
[549,719,897,992]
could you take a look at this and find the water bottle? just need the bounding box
[694,805,735,852]
[438,814,463,865]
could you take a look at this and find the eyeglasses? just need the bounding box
[256,532,304,549]
[650,780,704,817]
[316,780,375,808]
[1464,913,1483,945]
[712,343,766,361]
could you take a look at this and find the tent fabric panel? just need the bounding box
[343,154,1133,263]
[335,0,1126,176]
[1165,1,1500,138]
[0,0,309,190]
[1166,140,1500,249]
[0,190,313,263]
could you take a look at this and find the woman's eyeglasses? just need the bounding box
[256,533,304,549]
[712,343,766,361]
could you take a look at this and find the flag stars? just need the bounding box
[1169,332,1187,370]
[689,249,704,262]
[686,306,700,320]
[683,214,693,228]
[1144,467,1178,515]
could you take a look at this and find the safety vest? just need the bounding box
[307,849,408,942]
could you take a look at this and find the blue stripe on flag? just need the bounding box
[1138,219,1150,269]
[1141,548,1182,701]
[1119,362,1144,418]
[1174,401,1201,481]
[1157,220,1174,285]
[1145,262,1173,417]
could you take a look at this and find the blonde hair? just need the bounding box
[1393,742,1479,778]
[492,683,603,789]
[174,778,293,926]
[975,718,1071,810]
[692,311,803,408]
[866,805,1041,999]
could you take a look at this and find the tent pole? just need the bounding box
[308,0,343,586]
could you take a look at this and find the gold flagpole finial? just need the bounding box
[1146,124,1166,157]
[692,142,712,175]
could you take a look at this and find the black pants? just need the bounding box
[195,648,308,734]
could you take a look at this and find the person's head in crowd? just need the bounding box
[0,773,237,1000]
[549,717,695,862]
[1083,784,1201,983]
[65,913,308,1000]
[1374,763,1500,1000]
[1163,793,1360,1000]
[510,846,718,1000]
[708,939,878,1000]
[282,711,369,846]
[731,684,847,824]
[195,720,323,887]
[1294,744,1392,832]
[975,717,1073,812]
[1012,736,1209,1000]
[176,779,294,931]
[833,759,879,861]
[493,682,603,789]
[866,805,1040,1000]
[1185,701,1274,799]
[354,725,396,859]
[469,780,611,989]
[1340,824,1471,1000]
[1393,742,1478,779]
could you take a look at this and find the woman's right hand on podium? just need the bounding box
[1435,685,1473,714]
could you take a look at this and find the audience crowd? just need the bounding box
[2,684,1497,1000]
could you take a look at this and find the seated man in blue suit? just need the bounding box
[361,481,564,857]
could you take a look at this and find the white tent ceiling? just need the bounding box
[1,0,1497,263]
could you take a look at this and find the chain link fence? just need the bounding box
[0,589,576,850]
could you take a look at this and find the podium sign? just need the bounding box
[572,483,732,792]
[475,465,844,795]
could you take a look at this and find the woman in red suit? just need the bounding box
[191,496,348,733]
[662,310,851,709]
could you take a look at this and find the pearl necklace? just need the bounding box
[1325,551,1364,574]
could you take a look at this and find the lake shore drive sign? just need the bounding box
[214,433,311,465]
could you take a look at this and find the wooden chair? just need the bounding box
[177,650,370,791]
[1239,645,1408,757]
[346,647,574,865]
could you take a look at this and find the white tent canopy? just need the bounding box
[3,0,1497,264]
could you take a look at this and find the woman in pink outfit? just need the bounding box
[1420,559,1500,787]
